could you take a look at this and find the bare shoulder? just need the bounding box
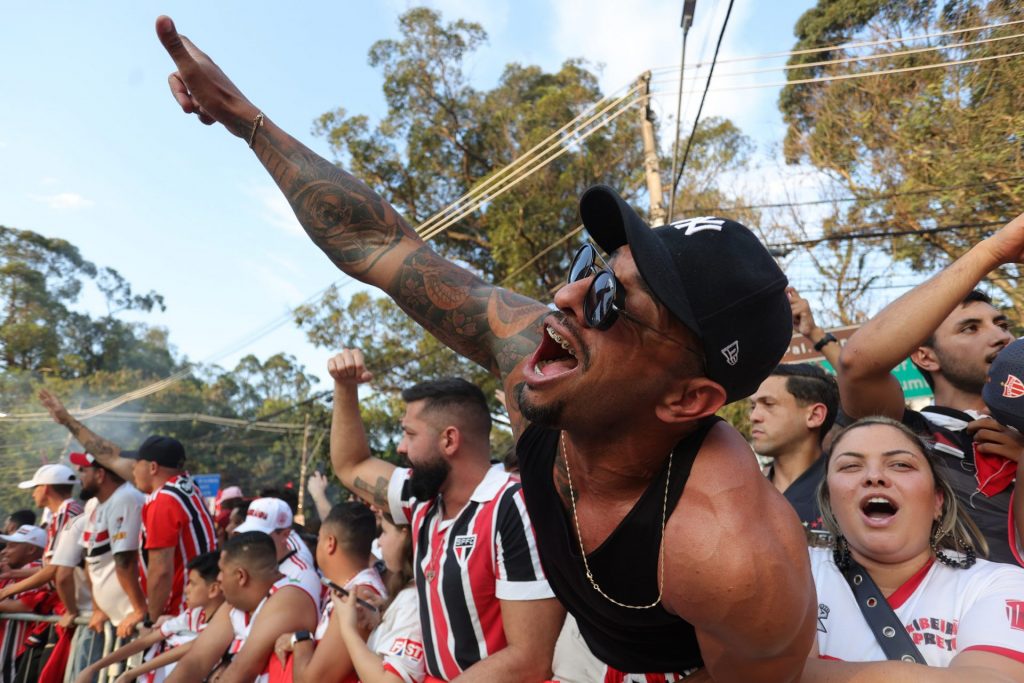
[665,420,811,621]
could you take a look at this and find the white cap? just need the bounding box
[18,464,77,489]
[233,498,293,535]
[0,525,48,549]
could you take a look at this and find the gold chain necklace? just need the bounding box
[560,431,670,610]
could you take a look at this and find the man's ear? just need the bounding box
[912,346,940,374]
[655,377,727,425]
[806,403,827,431]
[439,426,461,457]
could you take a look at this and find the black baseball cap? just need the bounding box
[579,185,791,403]
[121,435,186,469]
[983,338,1024,432]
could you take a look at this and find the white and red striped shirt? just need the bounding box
[0,560,45,682]
[387,466,553,680]
[139,473,217,616]
[45,497,83,561]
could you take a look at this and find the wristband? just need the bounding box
[142,615,154,628]
[813,332,838,352]
[290,630,313,646]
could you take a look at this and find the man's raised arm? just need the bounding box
[156,17,547,387]
[327,349,395,509]
[838,213,1024,419]
[38,388,135,482]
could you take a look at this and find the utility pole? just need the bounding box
[669,0,698,222]
[638,72,667,226]
[296,413,310,525]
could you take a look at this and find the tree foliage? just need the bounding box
[780,0,1024,317]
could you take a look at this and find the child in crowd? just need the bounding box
[75,551,224,683]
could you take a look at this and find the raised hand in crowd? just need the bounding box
[306,471,333,522]
[788,286,841,368]
[37,388,135,482]
[968,417,1024,463]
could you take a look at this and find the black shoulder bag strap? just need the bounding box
[841,558,925,663]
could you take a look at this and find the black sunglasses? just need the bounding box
[567,244,698,353]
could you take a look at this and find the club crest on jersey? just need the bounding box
[453,534,477,563]
[721,340,739,366]
[1007,600,1024,631]
[817,604,830,633]
[1003,374,1024,399]
[175,477,195,495]
[668,216,726,235]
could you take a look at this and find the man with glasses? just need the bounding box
[155,16,816,681]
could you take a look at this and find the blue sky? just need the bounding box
[1,0,816,392]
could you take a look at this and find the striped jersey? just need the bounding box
[81,482,145,625]
[0,561,45,683]
[139,473,216,616]
[387,465,553,680]
[45,498,83,561]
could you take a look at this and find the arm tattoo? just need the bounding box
[353,476,391,509]
[65,417,120,458]
[253,127,548,379]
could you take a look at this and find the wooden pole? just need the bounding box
[638,71,667,226]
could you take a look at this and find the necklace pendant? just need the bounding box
[425,570,436,582]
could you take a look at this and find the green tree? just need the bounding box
[779,0,1024,316]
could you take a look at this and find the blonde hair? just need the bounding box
[816,416,988,559]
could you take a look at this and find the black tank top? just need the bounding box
[516,418,720,673]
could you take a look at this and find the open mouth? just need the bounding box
[531,325,580,378]
[860,496,899,521]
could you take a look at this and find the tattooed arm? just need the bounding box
[156,17,547,436]
[38,389,136,482]
[327,349,395,508]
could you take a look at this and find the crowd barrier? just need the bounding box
[0,613,132,683]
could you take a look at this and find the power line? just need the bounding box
[672,0,736,199]
[768,219,1002,251]
[650,17,1024,72]
[680,174,1024,213]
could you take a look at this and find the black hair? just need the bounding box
[222,531,278,578]
[401,377,492,439]
[50,484,75,498]
[769,363,839,441]
[6,510,35,527]
[187,550,222,583]
[323,501,376,560]
[913,290,995,390]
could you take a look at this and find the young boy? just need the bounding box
[75,551,224,683]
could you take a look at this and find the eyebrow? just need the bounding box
[833,449,919,459]
[607,250,658,300]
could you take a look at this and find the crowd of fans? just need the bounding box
[7,28,1024,675]
[3,257,1024,681]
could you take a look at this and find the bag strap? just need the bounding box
[841,558,925,663]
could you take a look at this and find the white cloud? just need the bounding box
[383,0,510,34]
[247,262,306,304]
[246,183,305,237]
[30,192,94,210]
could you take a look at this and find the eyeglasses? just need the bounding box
[567,244,696,351]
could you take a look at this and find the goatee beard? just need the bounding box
[513,381,564,428]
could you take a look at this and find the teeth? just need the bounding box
[545,326,577,357]
[868,497,890,504]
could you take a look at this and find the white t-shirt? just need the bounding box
[365,587,426,683]
[314,567,387,641]
[49,513,92,616]
[80,482,145,625]
[278,548,322,616]
[811,546,1024,666]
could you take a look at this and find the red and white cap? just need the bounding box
[18,464,77,489]
[0,525,48,548]
[233,497,292,535]
[68,452,98,468]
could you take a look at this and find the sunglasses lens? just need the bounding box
[586,271,617,329]
[568,245,595,284]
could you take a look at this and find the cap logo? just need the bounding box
[721,340,740,366]
[1003,374,1024,399]
[669,216,725,235]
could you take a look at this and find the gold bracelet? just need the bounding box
[247,112,265,148]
